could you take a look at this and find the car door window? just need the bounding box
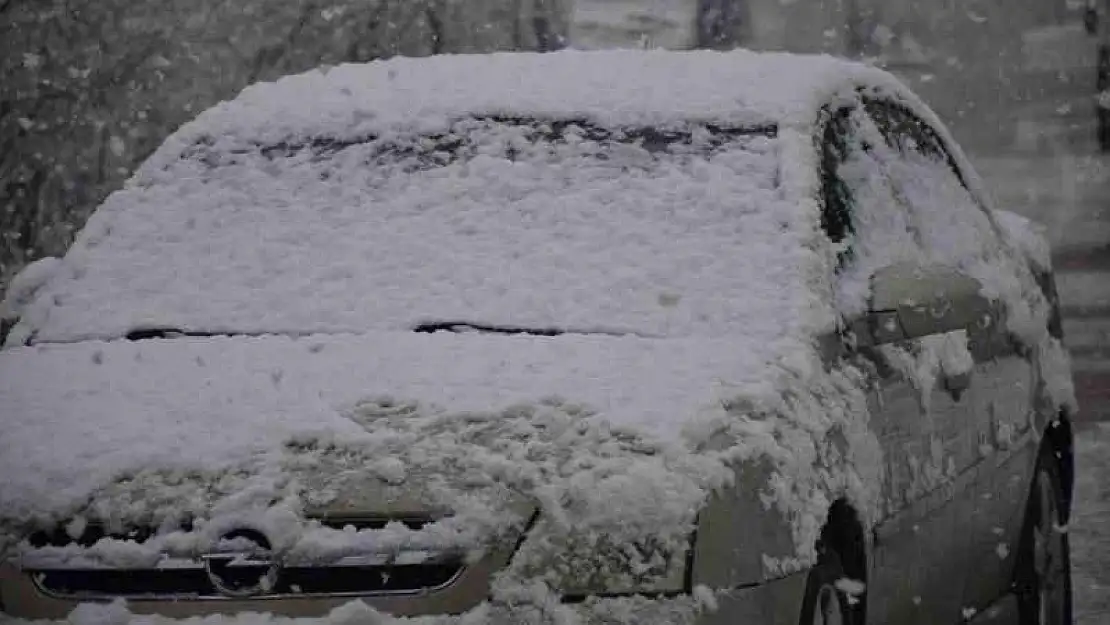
[864,101,1002,271]
[818,104,925,317]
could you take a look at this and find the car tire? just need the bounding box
[799,546,861,625]
[1016,447,1073,625]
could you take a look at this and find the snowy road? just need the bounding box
[1074,424,1110,624]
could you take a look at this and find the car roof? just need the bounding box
[142,49,908,170]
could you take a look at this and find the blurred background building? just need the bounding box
[571,0,1098,155]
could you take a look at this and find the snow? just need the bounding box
[0,53,925,596]
[0,328,883,594]
[11,124,818,344]
[133,49,908,170]
[0,256,60,322]
[994,210,1053,271]
[4,50,968,348]
[822,91,1076,414]
[0,332,764,515]
[879,330,973,412]
[6,594,715,625]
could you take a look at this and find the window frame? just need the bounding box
[816,94,1004,254]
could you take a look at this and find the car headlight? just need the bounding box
[504,516,692,596]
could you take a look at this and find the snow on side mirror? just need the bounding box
[862,262,996,346]
[0,256,61,348]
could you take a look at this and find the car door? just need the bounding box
[863,100,1040,614]
[818,102,983,624]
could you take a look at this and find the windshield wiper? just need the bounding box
[412,322,564,336]
[411,322,650,338]
[125,327,223,341]
[125,323,635,341]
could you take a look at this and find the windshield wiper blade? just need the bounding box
[412,322,563,336]
[125,327,221,341]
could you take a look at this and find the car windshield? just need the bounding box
[26,118,800,342]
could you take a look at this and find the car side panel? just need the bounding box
[957,329,1041,610]
[859,343,973,625]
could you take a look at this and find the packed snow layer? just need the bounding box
[0,331,859,529]
[0,333,711,511]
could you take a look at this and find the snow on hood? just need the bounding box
[1,332,743,518]
[0,329,880,582]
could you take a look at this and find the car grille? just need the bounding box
[22,515,467,600]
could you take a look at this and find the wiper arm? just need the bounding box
[126,327,225,341]
[125,323,637,342]
[412,322,564,336]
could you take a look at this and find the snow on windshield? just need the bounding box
[15,118,817,343]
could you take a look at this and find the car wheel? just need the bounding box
[1017,448,1073,625]
[799,547,860,625]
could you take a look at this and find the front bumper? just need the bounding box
[0,562,809,624]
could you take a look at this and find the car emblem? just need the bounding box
[202,528,281,598]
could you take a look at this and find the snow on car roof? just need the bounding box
[144,48,897,160]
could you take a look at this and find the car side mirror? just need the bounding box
[854,262,996,346]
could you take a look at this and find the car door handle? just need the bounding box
[942,370,971,400]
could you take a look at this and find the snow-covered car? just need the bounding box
[0,50,1077,625]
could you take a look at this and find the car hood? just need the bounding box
[1,330,815,557]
